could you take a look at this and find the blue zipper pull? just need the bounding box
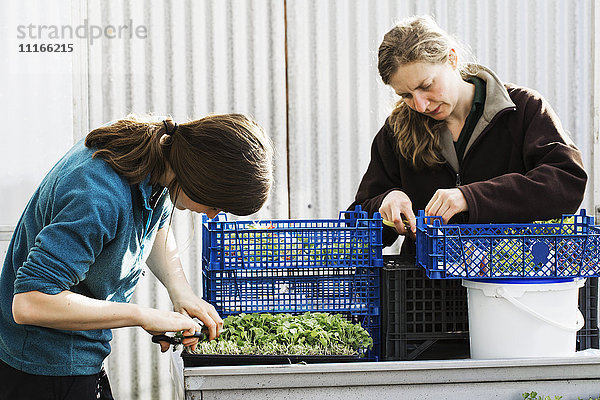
[455,173,461,187]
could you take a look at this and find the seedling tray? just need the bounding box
[181,352,363,367]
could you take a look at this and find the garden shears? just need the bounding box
[152,326,211,352]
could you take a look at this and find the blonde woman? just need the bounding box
[351,15,586,252]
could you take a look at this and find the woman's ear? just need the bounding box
[448,48,458,69]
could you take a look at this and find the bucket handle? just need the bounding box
[496,287,584,332]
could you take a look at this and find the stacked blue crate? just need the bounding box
[201,206,384,360]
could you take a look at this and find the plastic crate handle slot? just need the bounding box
[233,221,248,269]
[338,205,368,227]
[495,286,584,332]
[357,212,384,267]
[571,209,594,235]
[421,211,446,278]
[203,213,229,271]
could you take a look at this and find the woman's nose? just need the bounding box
[413,93,429,113]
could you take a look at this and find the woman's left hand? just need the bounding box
[170,289,224,350]
[425,188,468,223]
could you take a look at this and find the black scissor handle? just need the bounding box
[151,330,208,345]
[152,334,178,345]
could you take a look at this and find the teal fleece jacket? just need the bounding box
[0,139,171,375]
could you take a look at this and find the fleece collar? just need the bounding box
[137,174,154,211]
[439,64,517,172]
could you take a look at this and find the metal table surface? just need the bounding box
[171,350,600,400]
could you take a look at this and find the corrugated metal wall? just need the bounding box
[77,0,597,398]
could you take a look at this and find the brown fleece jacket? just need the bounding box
[351,66,587,250]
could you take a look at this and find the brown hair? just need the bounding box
[85,114,273,216]
[378,15,477,169]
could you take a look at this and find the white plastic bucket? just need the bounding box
[462,278,585,359]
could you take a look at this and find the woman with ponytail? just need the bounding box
[0,114,273,399]
[351,15,587,254]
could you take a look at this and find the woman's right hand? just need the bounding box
[379,190,416,239]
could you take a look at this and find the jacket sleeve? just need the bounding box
[460,88,587,223]
[14,166,124,295]
[349,121,404,246]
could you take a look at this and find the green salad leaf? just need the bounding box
[190,312,373,357]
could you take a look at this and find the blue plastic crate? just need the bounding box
[201,207,384,360]
[416,209,600,279]
[203,266,380,315]
[202,207,384,271]
[202,267,381,360]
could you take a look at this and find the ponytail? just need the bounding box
[85,115,173,186]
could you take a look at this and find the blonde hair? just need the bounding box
[378,15,477,169]
[85,113,273,216]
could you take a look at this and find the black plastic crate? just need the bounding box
[578,277,599,350]
[381,255,599,360]
[381,255,469,360]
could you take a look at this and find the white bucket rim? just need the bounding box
[462,278,585,295]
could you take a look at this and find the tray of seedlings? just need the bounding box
[181,312,374,367]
